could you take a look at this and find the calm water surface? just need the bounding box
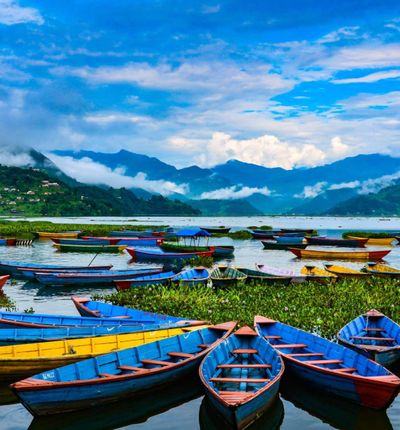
[0,216,399,429]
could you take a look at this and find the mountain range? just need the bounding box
[53,149,400,216]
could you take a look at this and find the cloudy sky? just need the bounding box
[1,0,399,169]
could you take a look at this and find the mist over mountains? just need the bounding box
[2,146,400,216]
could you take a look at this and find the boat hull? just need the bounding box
[346,236,396,246]
[36,232,80,239]
[305,237,368,247]
[289,248,390,261]
[0,275,9,289]
[54,244,126,253]
[262,241,307,250]
[127,247,214,261]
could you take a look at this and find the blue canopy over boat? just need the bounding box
[176,228,211,237]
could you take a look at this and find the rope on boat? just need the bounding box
[15,240,33,246]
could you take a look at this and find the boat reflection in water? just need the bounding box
[0,384,18,406]
[199,395,284,430]
[28,375,203,430]
[280,376,393,430]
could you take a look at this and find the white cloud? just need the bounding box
[294,182,328,199]
[84,113,153,125]
[47,154,188,196]
[332,70,400,84]
[192,132,327,169]
[198,185,271,200]
[0,148,34,166]
[329,180,360,190]
[338,91,400,109]
[202,4,220,14]
[330,136,349,156]
[0,0,43,25]
[318,26,361,44]
[359,171,400,194]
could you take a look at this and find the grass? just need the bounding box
[343,231,398,238]
[0,220,167,237]
[96,277,400,339]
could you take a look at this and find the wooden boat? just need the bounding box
[160,242,210,253]
[34,268,163,287]
[126,247,214,261]
[201,227,231,234]
[363,262,400,277]
[0,322,197,346]
[236,268,291,286]
[108,230,158,238]
[0,324,208,381]
[305,236,368,247]
[0,309,177,329]
[252,230,306,240]
[11,322,236,416]
[274,236,304,244]
[54,244,127,253]
[71,297,196,324]
[199,326,284,429]
[255,316,400,409]
[114,271,176,290]
[29,374,203,430]
[0,261,112,278]
[262,241,307,250]
[323,264,369,278]
[171,267,210,286]
[280,228,315,234]
[289,248,391,261]
[338,310,400,367]
[210,266,247,287]
[213,246,235,257]
[300,265,337,284]
[251,231,278,240]
[36,231,81,239]
[346,236,396,246]
[0,275,10,289]
[256,264,307,283]
[0,239,16,246]
[51,238,112,246]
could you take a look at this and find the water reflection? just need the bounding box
[29,375,203,430]
[0,385,18,406]
[280,377,393,430]
[199,396,284,430]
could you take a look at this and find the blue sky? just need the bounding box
[0,0,399,169]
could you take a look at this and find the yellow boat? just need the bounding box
[0,324,207,381]
[289,247,390,261]
[36,231,81,239]
[346,236,396,246]
[301,265,337,284]
[323,264,369,278]
[364,263,400,277]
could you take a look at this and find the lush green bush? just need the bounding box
[213,230,253,240]
[96,277,400,339]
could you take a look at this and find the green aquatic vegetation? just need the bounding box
[0,293,16,312]
[247,225,272,230]
[342,231,397,238]
[0,221,166,237]
[97,277,400,339]
[186,256,214,268]
[213,230,253,240]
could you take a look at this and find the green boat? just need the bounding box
[210,266,247,287]
[262,241,307,250]
[54,244,127,253]
[237,267,291,285]
[160,242,210,253]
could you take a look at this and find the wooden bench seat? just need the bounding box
[232,349,258,354]
[198,344,210,349]
[219,391,252,400]
[332,367,357,373]
[350,336,394,341]
[287,352,324,357]
[274,343,307,349]
[167,352,194,358]
[264,335,282,339]
[141,359,171,367]
[217,364,271,369]
[118,365,148,372]
[364,328,385,332]
[98,373,114,377]
[210,377,270,383]
[305,359,343,365]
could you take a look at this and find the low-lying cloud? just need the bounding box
[198,185,271,200]
[47,154,188,196]
[0,147,34,167]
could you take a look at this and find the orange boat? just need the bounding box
[0,275,10,289]
[289,248,390,261]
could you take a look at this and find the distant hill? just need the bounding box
[0,165,200,216]
[326,181,400,216]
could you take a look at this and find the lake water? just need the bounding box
[0,216,400,429]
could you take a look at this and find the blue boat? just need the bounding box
[34,268,163,287]
[255,316,400,410]
[109,230,158,238]
[117,238,162,246]
[71,297,194,325]
[0,322,194,345]
[200,326,283,429]
[115,271,177,290]
[0,261,112,278]
[213,246,235,257]
[274,236,304,244]
[11,322,236,416]
[338,309,400,368]
[54,238,112,246]
[127,247,214,261]
[172,267,210,286]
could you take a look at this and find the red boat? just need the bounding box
[126,247,214,261]
[0,275,10,289]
